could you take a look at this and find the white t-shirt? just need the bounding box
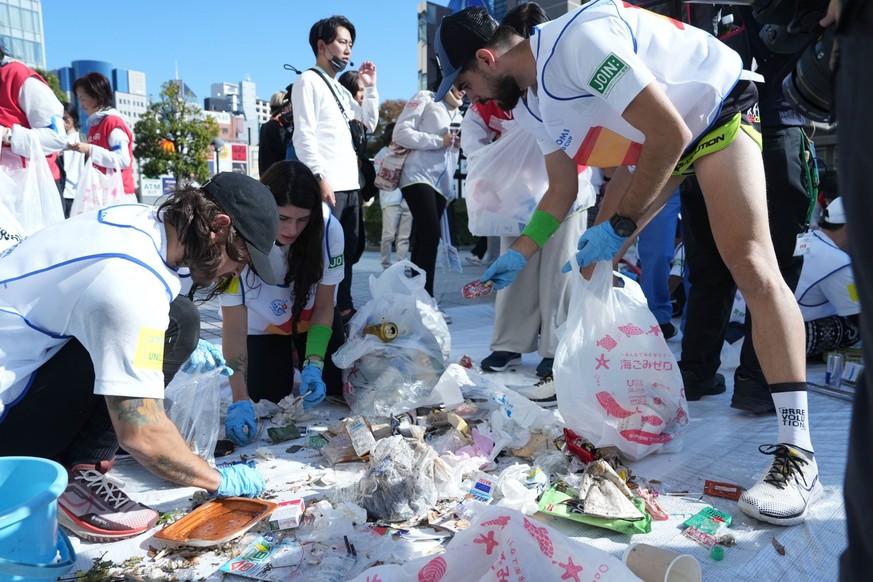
[220,204,344,335]
[525,0,741,167]
[0,205,181,416]
[795,230,859,321]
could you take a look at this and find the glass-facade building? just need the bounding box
[0,0,46,69]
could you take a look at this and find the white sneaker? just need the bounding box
[738,444,823,526]
[512,376,557,408]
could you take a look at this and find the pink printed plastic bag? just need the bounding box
[347,506,638,582]
[554,262,689,461]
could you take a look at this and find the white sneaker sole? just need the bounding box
[738,479,824,526]
[481,358,522,372]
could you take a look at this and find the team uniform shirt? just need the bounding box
[220,203,344,335]
[523,0,742,167]
[393,90,461,200]
[795,230,859,321]
[0,59,65,179]
[85,108,135,194]
[291,67,379,192]
[0,205,181,418]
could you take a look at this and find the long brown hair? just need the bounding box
[259,161,325,332]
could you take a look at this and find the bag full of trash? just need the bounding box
[333,261,450,419]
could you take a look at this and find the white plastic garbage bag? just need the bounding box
[347,506,639,582]
[554,262,689,461]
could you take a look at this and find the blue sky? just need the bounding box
[42,0,449,104]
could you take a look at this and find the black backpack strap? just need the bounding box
[309,67,350,121]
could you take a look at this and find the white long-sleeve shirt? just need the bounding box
[291,66,378,192]
[0,65,65,171]
[393,90,460,200]
[85,108,132,170]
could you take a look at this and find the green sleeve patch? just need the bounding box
[588,53,629,96]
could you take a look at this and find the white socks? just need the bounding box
[772,390,813,453]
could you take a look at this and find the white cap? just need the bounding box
[824,197,846,225]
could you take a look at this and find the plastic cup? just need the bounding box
[623,543,702,582]
[826,353,844,388]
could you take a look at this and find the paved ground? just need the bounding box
[197,248,494,342]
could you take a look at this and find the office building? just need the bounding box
[0,0,46,69]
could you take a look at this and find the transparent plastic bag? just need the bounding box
[333,261,450,419]
[70,160,134,216]
[165,370,221,465]
[0,132,64,236]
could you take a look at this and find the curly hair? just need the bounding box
[259,161,325,333]
[158,185,250,300]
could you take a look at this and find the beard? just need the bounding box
[491,74,524,111]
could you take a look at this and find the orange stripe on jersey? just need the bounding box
[573,126,642,168]
[622,2,685,29]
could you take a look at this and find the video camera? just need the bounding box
[744,0,835,123]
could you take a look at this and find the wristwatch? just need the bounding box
[313,173,324,183]
[609,213,637,237]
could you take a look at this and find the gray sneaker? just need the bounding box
[59,464,158,542]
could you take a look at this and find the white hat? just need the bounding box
[824,197,846,225]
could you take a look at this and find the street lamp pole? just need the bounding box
[212,138,225,174]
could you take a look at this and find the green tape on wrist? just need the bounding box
[305,324,332,360]
[522,210,561,248]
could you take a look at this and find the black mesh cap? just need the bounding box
[434,7,498,100]
[201,172,280,285]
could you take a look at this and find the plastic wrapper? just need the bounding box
[165,370,220,465]
[355,436,442,524]
[333,261,450,419]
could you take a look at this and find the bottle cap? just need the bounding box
[710,546,725,561]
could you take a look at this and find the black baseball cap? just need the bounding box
[434,7,498,100]
[201,172,280,285]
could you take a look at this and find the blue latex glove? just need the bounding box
[216,463,266,497]
[225,401,257,446]
[182,339,233,376]
[562,221,627,272]
[300,365,327,410]
[480,249,528,291]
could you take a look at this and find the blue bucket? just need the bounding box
[0,457,76,581]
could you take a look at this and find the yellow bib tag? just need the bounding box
[133,328,165,370]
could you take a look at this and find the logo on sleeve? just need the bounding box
[589,54,629,96]
[329,254,344,270]
[133,328,165,370]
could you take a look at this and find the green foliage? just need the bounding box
[367,98,407,157]
[34,68,66,103]
[134,81,219,183]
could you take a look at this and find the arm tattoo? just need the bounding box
[106,396,164,427]
[153,456,199,486]
[227,353,248,380]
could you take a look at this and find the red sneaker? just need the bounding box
[58,464,158,542]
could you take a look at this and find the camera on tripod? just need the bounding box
[740,0,835,123]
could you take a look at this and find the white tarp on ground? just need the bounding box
[64,300,848,581]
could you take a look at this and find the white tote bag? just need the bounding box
[70,160,134,215]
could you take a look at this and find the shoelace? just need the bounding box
[75,469,131,510]
[758,444,811,490]
[534,374,554,388]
